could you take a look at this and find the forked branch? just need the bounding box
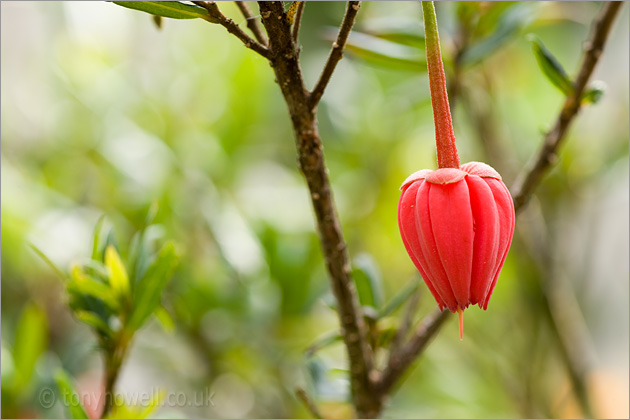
[235,1,268,45]
[309,1,361,108]
[257,2,377,417]
[511,1,623,213]
[193,1,270,58]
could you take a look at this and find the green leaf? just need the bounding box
[105,245,131,300]
[360,17,425,48]
[108,388,166,419]
[129,225,166,285]
[378,278,420,319]
[145,201,159,226]
[83,261,111,284]
[13,304,48,391]
[111,1,212,21]
[527,34,574,96]
[352,253,384,309]
[68,266,120,312]
[102,229,119,261]
[137,388,166,419]
[54,370,89,419]
[460,4,533,67]
[154,306,175,334]
[91,215,106,261]
[581,80,606,105]
[29,243,67,281]
[330,29,426,71]
[74,311,113,337]
[127,241,181,331]
[304,331,342,358]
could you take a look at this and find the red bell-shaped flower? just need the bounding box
[402,2,516,338]
[398,162,515,334]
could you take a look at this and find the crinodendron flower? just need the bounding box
[398,2,515,339]
[398,163,515,338]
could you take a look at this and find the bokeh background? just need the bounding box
[2,1,628,418]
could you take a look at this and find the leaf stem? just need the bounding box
[422,1,459,169]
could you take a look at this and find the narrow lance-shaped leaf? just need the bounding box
[352,253,384,309]
[360,17,426,48]
[111,1,215,21]
[54,370,89,419]
[461,4,534,67]
[153,306,175,334]
[102,229,119,261]
[127,241,181,331]
[14,304,48,391]
[145,201,159,226]
[68,266,120,312]
[527,34,574,96]
[304,331,342,358]
[378,278,420,319]
[74,310,114,338]
[105,245,131,300]
[29,243,67,281]
[108,388,166,419]
[91,215,106,261]
[329,29,426,71]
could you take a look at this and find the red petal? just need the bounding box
[482,178,515,309]
[465,175,500,306]
[415,181,459,311]
[400,169,433,191]
[398,180,446,310]
[460,161,502,180]
[426,180,474,309]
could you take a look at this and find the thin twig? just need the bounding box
[309,1,361,109]
[234,1,268,45]
[388,291,420,360]
[522,206,597,418]
[511,1,622,213]
[296,388,323,419]
[257,2,377,417]
[193,1,270,58]
[292,1,306,44]
[377,309,451,396]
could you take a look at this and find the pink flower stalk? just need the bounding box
[398,2,515,339]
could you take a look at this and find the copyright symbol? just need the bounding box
[39,387,56,409]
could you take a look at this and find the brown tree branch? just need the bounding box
[292,1,306,44]
[511,1,622,213]
[388,289,420,360]
[193,1,270,58]
[309,1,361,109]
[377,309,451,396]
[234,1,268,46]
[256,2,377,418]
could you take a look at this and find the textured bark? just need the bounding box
[257,2,379,417]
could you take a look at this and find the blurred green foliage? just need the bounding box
[1,2,628,419]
